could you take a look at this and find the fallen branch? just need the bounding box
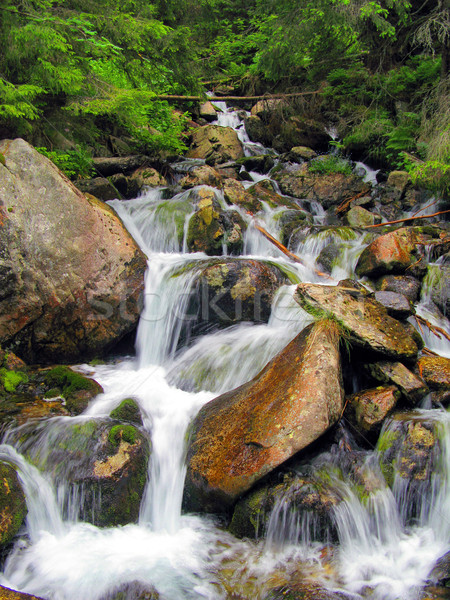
[416,315,450,343]
[335,191,368,214]
[362,209,450,228]
[254,223,331,279]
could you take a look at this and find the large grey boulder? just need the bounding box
[0,139,147,363]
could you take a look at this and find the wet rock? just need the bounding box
[199,101,218,122]
[75,177,119,201]
[39,365,103,415]
[295,283,418,360]
[273,164,370,209]
[345,385,400,433]
[288,146,317,162]
[425,264,450,316]
[189,259,286,334]
[316,243,339,274]
[16,419,150,527]
[0,464,27,547]
[378,417,437,488]
[373,291,414,320]
[417,356,450,391]
[187,125,244,165]
[102,581,159,600]
[344,206,378,227]
[230,474,340,540]
[237,155,275,174]
[179,165,222,189]
[273,117,331,153]
[279,210,312,246]
[183,321,344,513]
[387,170,410,194]
[244,115,272,146]
[130,166,167,189]
[366,361,428,404]
[247,179,298,212]
[375,275,422,302]
[0,139,147,364]
[92,155,147,176]
[355,227,432,278]
[265,583,354,600]
[109,398,143,426]
[223,178,256,212]
[186,188,246,255]
[109,173,140,200]
[251,98,287,119]
[0,587,45,600]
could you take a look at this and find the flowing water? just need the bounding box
[0,105,449,600]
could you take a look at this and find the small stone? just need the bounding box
[344,206,378,228]
[417,356,450,390]
[366,361,428,404]
[376,275,422,302]
[387,170,410,194]
[374,291,414,320]
[288,146,317,162]
[199,101,217,122]
[345,385,400,433]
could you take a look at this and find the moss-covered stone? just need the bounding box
[0,463,27,548]
[13,418,150,527]
[108,424,138,447]
[110,398,143,426]
[43,366,103,415]
[186,189,246,255]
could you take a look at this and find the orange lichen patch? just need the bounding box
[93,439,139,478]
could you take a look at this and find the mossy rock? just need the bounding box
[42,366,103,415]
[13,418,150,527]
[0,463,27,548]
[109,398,143,426]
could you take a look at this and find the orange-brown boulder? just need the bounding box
[183,321,344,513]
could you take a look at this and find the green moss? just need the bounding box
[0,369,28,392]
[44,366,96,398]
[377,428,399,454]
[309,155,353,176]
[57,420,98,452]
[110,399,142,425]
[108,424,137,447]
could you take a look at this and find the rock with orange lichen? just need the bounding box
[0,586,45,600]
[183,320,344,514]
[295,283,418,361]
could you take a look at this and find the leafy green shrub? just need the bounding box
[402,155,450,196]
[309,155,353,176]
[36,146,95,179]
